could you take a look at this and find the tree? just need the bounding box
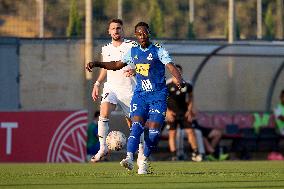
[149,0,164,38]
[187,22,196,39]
[66,0,82,37]
[264,4,275,40]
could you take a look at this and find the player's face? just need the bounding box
[135,26,150,48]
[108,22,123,41]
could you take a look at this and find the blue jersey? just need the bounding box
[122,43,172,125]
[122,43,172,93]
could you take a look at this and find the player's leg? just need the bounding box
[118,96,145,167]
[120,116,145,170]
[184,120,202,162]
[143,95,167,158]
[143,121,162,157]
[208,129,228,160]
[168,125,178,160]
[208,129,222,149]
[194,129,206,157]
[125,116,132,128]
[200,127,218,160]
[184,128,202,162]
[192,120,206,158]
[91,89,117,162]
[120,94,146,171]
[165,109,178,160]
[138,95,167,174]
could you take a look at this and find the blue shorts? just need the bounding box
[130,89,168,126]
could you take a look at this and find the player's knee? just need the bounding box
[129,122,144,137]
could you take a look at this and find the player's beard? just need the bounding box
[112,34,122,41]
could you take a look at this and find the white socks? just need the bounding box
[127,152,134,161]
[138,132,145,161]
[98,116,109,151]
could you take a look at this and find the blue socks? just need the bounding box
[127,122,144,154]
[144,128,161,157]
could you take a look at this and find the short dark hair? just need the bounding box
[108,18,123,26]
[135,22,150,32]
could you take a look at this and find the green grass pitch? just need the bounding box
[0,161,283,189]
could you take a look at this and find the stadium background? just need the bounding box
[0,0,284,162]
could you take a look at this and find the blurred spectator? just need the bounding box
[165,64,202,162]
[86,111,100,161]
[274,89,284,136]
[192,120,228,161]
[268,89,284,160]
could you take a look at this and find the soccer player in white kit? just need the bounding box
[91,19,144,166]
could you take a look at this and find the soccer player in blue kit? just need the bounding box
[86,22,185,174]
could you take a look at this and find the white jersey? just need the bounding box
[100,39,136,116]
[101,39,136,92]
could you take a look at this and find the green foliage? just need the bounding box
[187,22,196,39]
[2,0,281,39]
[66,0,82,37]
[264,4,275,40]
[149,0,165,38]
[224,20,241,40]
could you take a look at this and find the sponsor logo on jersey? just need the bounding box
[149,109,161,114]
[141,79,153,91]
[136,64,150,76]
[154,43,161,48]
[147,53,153,61]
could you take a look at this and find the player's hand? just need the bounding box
[166,109,176,122]
[86,62,95,72]
[177,80,186,90]
[185,110,194,123]
[92,84,100,101]
[124,69,136,77]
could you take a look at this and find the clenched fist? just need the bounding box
[86,62,95,72]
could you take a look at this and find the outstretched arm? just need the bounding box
[86,60,127,72]
[166,63,185,89]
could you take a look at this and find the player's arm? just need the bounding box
[185,89,196,122]
[91,48,109,101]
[166,108,176,122]
[92,68,107,101]
[166,63,185,89]
[86,49,133,72]
[157,45,185,89]
[86,60,126,72]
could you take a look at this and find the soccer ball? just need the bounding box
[106,131,127,151]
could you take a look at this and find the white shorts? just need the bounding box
[101,84,133,117]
